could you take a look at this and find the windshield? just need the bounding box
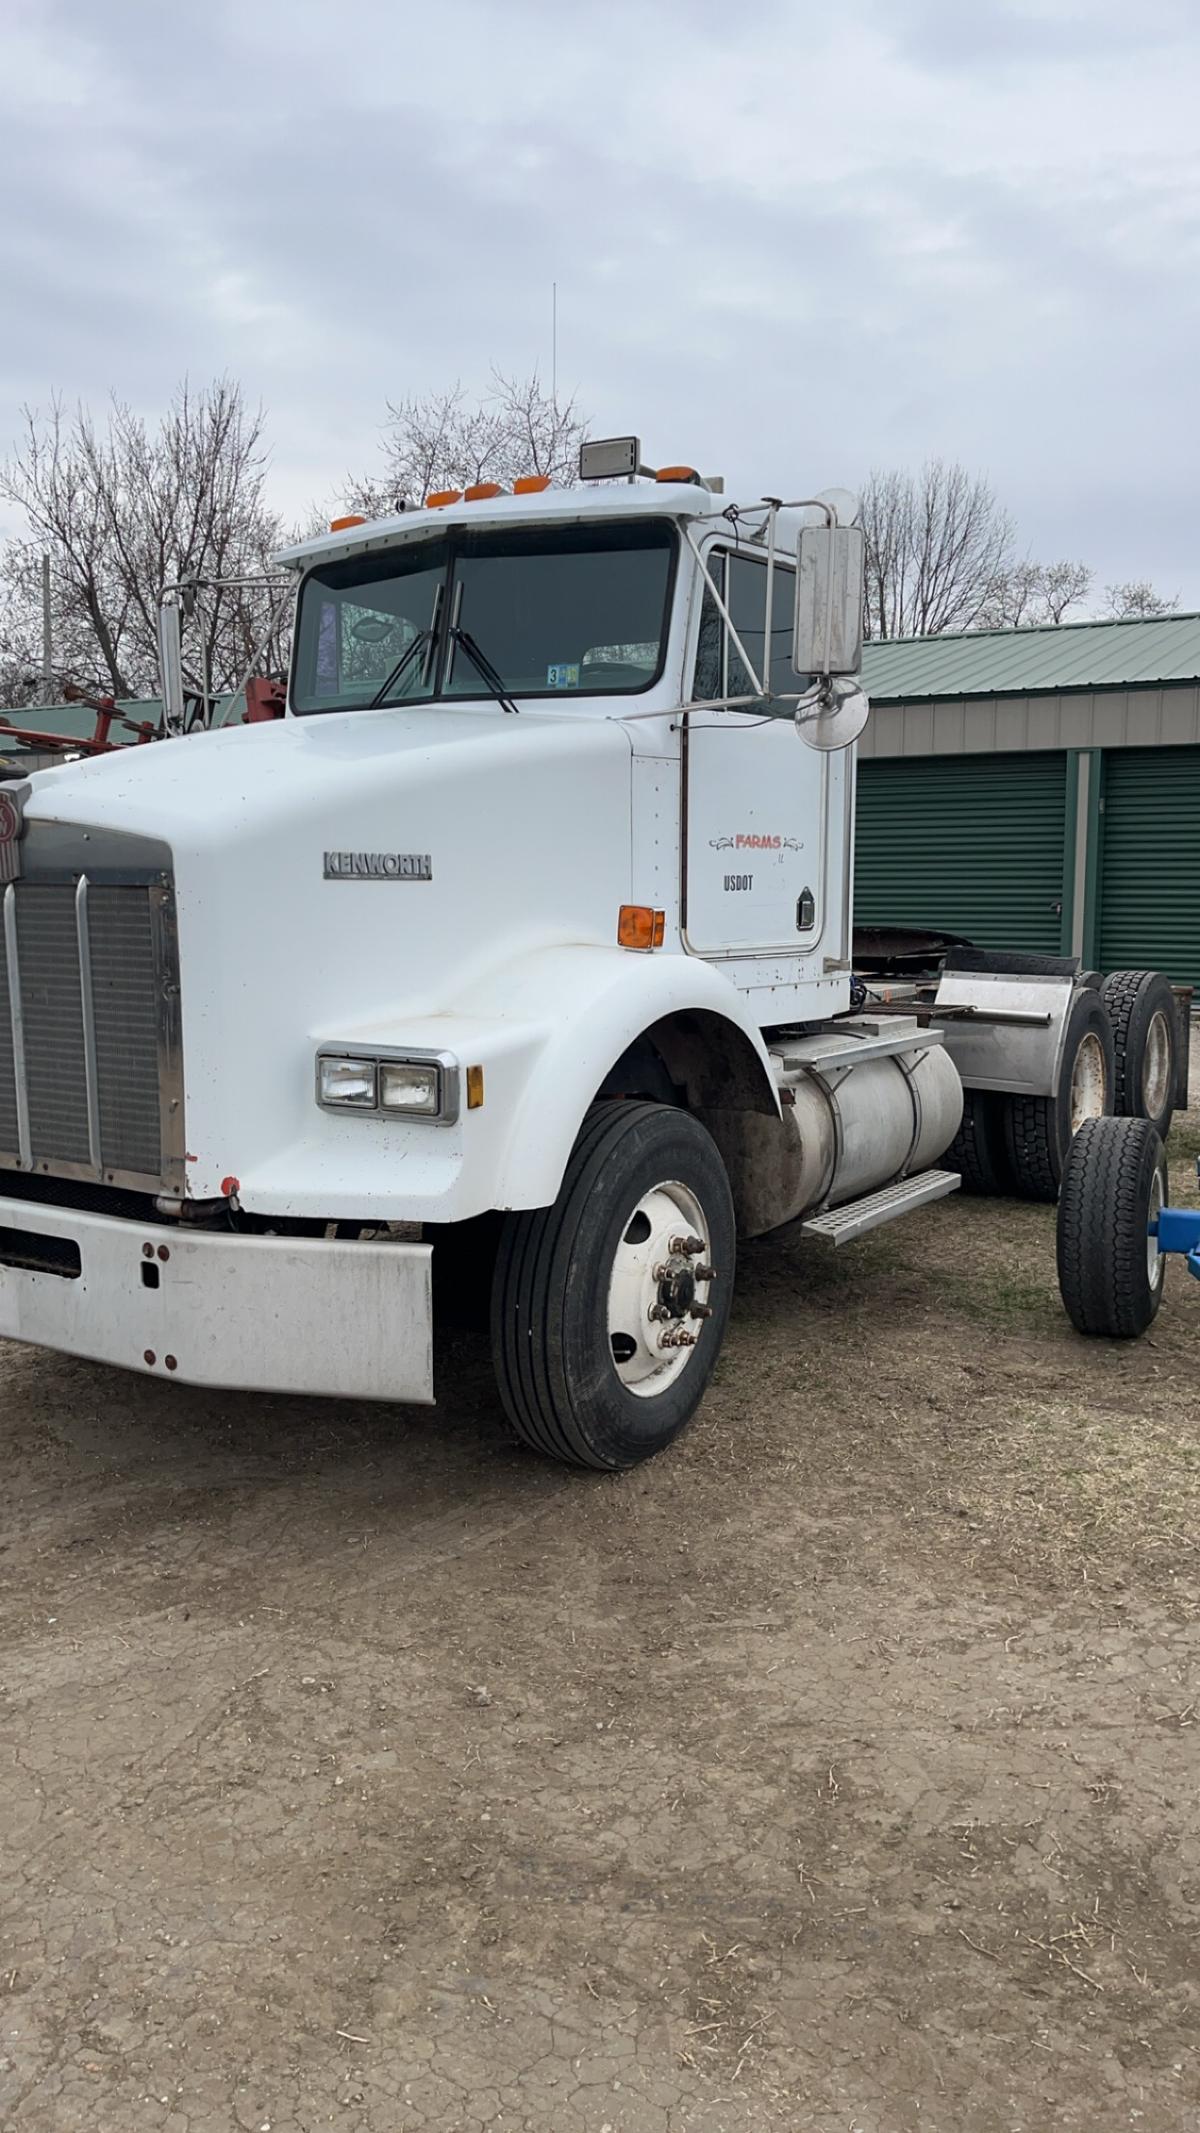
[292,540,449,713]
[291,519,675,714]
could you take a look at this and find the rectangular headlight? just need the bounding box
[318,1056,377,1107]
[379,1060,441,1114]
[315,1048,461,1122]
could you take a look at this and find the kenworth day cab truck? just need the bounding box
[0,439,1181,1469]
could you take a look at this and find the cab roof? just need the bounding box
[275,480,736,574]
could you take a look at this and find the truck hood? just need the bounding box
[23,707,636,1205]
[23,703,613,846]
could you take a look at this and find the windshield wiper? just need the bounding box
[367,627,435,710]
[450,626,520,715]
[367,582,444,708]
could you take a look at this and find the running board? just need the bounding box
[801,1169,961,1248]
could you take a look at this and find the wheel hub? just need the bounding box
[1142,1010,1172,1121]
[1069,1031,1107,1136]
[656,1260,697,1320]
[1148,1163,1165,1291]
[607,1183,716,1397]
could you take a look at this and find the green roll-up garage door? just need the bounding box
[1098,747,1200,988]
[855,752,1069,954]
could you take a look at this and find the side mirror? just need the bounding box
[157,596,187,735]
[794,523,865,677]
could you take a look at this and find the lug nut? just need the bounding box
[695,1265,717,1283]
[658,1328,697,1349]
[689,1303,713,1320]
[670,1235,706,1256]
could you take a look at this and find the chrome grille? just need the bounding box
[89,886,165,1177]
[0,921,17,1153]
[18,886,91,1165]
[0,872,181,1191]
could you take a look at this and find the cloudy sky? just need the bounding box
[2,0,1198,606]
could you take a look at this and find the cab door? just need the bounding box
[683,550,825,956]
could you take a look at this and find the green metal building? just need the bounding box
[855,613,1200,987]
[0,693,244,775]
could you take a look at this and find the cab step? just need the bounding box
[801,1168,961,1248]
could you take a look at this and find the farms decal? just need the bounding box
[709,833,802,852]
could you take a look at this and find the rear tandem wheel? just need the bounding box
[1003,988,1115,1203]
[1100,968,1179,1138]
[943,1088,1009,1196]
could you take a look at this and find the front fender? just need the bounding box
[460,944,780,1210]
[250,947,779,1222]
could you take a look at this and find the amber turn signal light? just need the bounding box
[617,905,665,951]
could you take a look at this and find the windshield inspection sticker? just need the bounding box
[546,663,580,688]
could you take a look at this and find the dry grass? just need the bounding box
[941,1396,1200,1578]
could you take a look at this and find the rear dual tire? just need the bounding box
[944,1089,1008,1195]
[1002,988,1115,1202]
[949,990,1115,1201]
[1100,968,1178,1138]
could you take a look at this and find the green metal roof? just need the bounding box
[0,700,143,748]
[862,611,1200,704]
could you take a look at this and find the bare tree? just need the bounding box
[0,380,287,704]
[1102,579,1179,620]
[1039,559,1094,624]
[350,370,587,515]
[0,551,106,708]
[861,460,1016,640]
[981,557,1092,629]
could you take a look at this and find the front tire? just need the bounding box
[490,1101,735,1470]
[1056,1115,1167,1337]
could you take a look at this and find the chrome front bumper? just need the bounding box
[0,1196,434,1402]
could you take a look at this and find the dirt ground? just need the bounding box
[2,1061,1199,2133]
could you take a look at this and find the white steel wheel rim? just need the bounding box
[1069,1032,1107,1135]
[1147,1164,1165,1291]
[606,1179,714,1398]
[1142,1010,1172,1121]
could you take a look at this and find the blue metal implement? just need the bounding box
[1151,1164,1200,1280]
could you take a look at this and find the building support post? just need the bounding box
[1062,749,1103,966]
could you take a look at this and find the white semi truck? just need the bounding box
[0,440,1180,1467]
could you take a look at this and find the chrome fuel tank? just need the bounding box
[702,1019,963,1238]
